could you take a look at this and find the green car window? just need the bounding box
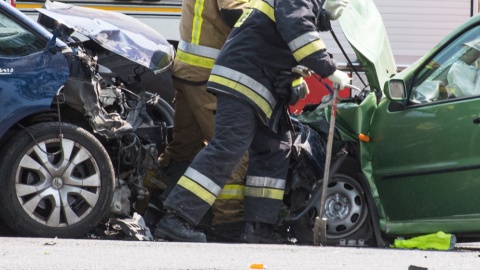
[411,26,480,104]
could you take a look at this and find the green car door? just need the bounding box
[369,24,480,234]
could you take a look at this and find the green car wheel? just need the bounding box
[290,158,375,246]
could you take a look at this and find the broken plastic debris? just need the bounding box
[44,236,57,246]
[106,212,153,241]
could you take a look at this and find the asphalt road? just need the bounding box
[1,237,480,270]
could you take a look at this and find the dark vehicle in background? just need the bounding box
[0,0,174,238]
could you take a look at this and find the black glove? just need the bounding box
[316,8,332,32]
[274,71,293,99]
[290,78,309,105]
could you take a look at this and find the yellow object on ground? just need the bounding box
[391,231,456,251]
[250,263,266,269]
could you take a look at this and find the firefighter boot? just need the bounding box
[242,222,289,244]
[154,212,207,242]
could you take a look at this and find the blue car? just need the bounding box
[0,0,174,238]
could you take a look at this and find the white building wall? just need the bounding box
[376,0,472,67]
[15,0,474,69]
[325,0,473,69]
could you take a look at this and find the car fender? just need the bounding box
[0,50,69,138]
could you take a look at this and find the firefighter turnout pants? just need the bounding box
[163,93,291,226]
[157,79,247,225]
[159,79,216,167]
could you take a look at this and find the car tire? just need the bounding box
[0,122,114,238]
[290,158,375,246]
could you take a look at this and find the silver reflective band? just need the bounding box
[246,176,286,189]
[288,31,322,52]
[184,167,222,195]
[178,40,220,59]
[211,65,276,109]
[263,0,274,7]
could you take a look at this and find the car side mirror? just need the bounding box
[385,79,407,101]
[45,23,70,54]
[385,79,408,111]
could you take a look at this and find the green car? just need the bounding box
[295,0,480,246]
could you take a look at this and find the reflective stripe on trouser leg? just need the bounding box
[164,93,257,225]
[244,128,291,224]
[212,181,245,224]
[212,152,249,225]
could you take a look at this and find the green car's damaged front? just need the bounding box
[335,0,397,236]
[299,0,480,243]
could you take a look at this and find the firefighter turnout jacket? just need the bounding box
[173,0,247,84]
[207,0,338,130]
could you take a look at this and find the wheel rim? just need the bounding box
[314,174,368,239]
[15,138,101,227]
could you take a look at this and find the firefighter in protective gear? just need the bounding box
[155,0,351,243]
[149,0,249,232]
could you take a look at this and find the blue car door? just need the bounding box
[0,7,69,137]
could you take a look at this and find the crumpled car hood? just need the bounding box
[338,0,397,93]
[36,0,174,74]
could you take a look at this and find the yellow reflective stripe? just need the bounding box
[176,49,215,69]
[293,39,326,62]
[178,40,220,59]
[292,77,304,87]
[289,31,322,52]
[178,176,216,205]
[246,0,259,7]
[234,8,253,28]
[245,186,284,200]
[252,0,275,22]
[211,65,276,109]
[184,167,222,195]
[209,74,272,118]
[217,184,245,200]
[192,0,205,45]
